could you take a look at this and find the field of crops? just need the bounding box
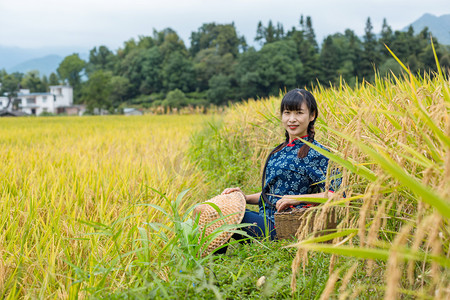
[0,115,211,298]
[1,62,449,298]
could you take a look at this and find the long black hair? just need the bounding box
[260,89,319,207]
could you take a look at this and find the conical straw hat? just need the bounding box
[193,192,246,255]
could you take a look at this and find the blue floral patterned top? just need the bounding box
[258,137,340,225]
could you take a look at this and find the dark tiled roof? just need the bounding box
[17,93,53,97]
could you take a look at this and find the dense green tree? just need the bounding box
[414,27,445,73]
[108,76,131,107]
[139,47,164,94]
[57,54,86,101]
[116,35,156,59]
[276,22,284,41]
[265,21,276,44]
[388,26,418,68]
[0,72,22,109]
[118,30,190,99]
[190,23,243,58]
[405,26,417,55]
[290,15,320,86]
[379,18,394,56]
[87,45,116,74]
[418,42,440,73]
[42,75,49,91]
[207,74,232,105]
[155,28,188,60]
[162,51,196,92]
[292,33,319,86]
[379,58,404,77]
[118,49,147,98]
[344,29,363,79]
[117,38,139,59]
[193,48,234,90]
[213,23,243,57]
[21,70,47,92]
[323,30,362,84]
[440,50,450,70]
[0,69,7,81]
[255,21,265,45]
[162,88,187,108]
[254,20,285,45]
[361,17,380,79]
[389,31,410,61]
[136,35,156,49]
[256,40,303,96]
[304,16,319,52]
[49,72,60,85]
[234,47,261,99]
[81,70,112,112]
[319,36,341,85]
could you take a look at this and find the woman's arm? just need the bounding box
[275,191,333,212]
[221,187,261,205]
[244,192,261,205]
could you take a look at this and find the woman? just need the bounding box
[222,88,339,240]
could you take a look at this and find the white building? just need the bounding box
[0,96,9,110]
[14,85,80,115]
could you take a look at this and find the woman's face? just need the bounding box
[281,102,315,141]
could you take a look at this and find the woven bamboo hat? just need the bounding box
[193,192,246,255]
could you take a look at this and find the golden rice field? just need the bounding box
[0,115,211,298]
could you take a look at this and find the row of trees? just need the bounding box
[1,16,449,112]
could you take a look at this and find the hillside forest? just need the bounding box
[1,16,450,113]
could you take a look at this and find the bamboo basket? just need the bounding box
[274,207,337,240]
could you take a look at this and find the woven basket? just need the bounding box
[274,208,308,240]
[275,207,337,240]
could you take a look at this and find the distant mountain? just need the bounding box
[7,55,63,77]
[0,46,51,70]
[0,45,89,75]
[403,13,450,45]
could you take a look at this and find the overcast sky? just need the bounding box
[0,0,449,51]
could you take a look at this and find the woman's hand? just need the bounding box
[221,188,262,205]
[276,195,302,212]
[221,187,245,198]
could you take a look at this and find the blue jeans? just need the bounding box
[215,210,276,254]
[238,209,276,240]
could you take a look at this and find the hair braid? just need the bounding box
[297,122,315,158]
[308,122,315,142]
